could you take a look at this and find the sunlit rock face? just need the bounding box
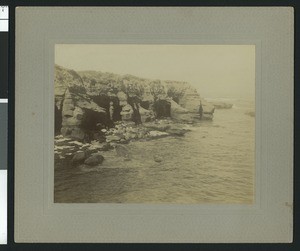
[55,65,214,141]
[60,89,107,141]
[178,87,201,114]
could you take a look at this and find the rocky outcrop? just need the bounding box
[178,87,201,113]
[55,135,106,168]
[201,100,215,120]
[170,99,192,122]
[60,90,106,141]
[54,65,83,107]
[55,65,215,141]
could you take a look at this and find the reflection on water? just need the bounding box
[54,99,255,204]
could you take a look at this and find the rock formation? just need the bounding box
[201,100,215,120]
[55,65,214,141]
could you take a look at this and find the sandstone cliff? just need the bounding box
[55,65,214,141]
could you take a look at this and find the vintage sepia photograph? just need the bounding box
[54,44,255,204]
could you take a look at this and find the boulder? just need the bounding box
[84,154,104,166]
[71,151,87,164]
[101,143,113,151]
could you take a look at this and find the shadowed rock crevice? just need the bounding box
[127,96,142,125]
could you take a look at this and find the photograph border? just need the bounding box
[15,7,293,243]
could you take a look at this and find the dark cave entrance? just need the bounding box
[55,103,62,135]
[92,94,122,126]
[80,109,108,142]
[80,109,107,131]
[110,97,122,122]
[153,100,171,118]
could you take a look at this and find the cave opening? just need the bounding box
[81,109,107,131]
[92,94,122,126]
[55,103,63,135]
[153,100,171,118]
[92,94,110,111]
[110,97,122,122]
[80,109,108,142]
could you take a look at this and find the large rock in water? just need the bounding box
[71,151,87,164]
[84,153,104,166]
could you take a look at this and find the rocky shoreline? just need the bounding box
[54,65,218,169]
[55,119,194,169]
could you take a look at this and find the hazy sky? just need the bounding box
[55,44,255,99]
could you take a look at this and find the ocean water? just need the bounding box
[54,99,255,204]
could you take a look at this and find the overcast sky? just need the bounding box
[55,44,255,99]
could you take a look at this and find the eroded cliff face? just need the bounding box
[54,65,214,141]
